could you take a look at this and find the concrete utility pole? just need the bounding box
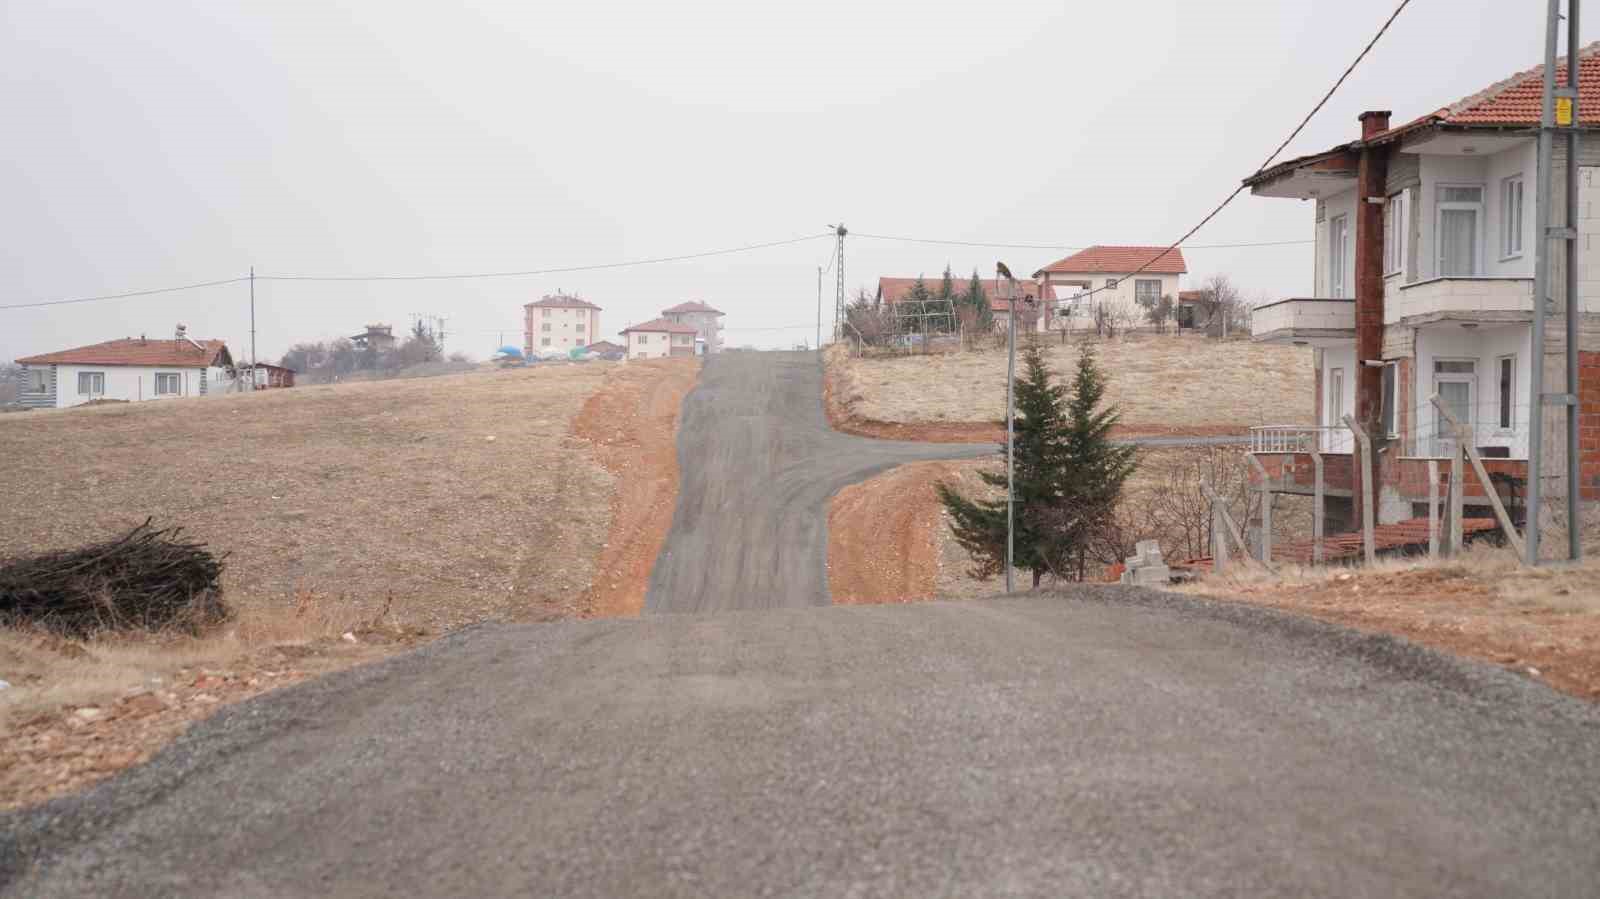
[249,265,257,378]
[817,265,823,352]
[1528,0,1584,565]
[999,263,1017,594]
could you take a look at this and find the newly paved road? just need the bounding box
[645,351,990,613]
[5,351,1600,897]
[5,590,1599,897]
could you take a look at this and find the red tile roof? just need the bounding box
[1178,290,1207,302]
[18,338,230,368]
[525,294,601,310]
[661,300,724,316]
[619,317,699,335]
[1034,246,1187,276]
[878,277,1038,313]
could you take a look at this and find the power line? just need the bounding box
[1036,0,1412,307]
[0,277,248,311]
[256,233,832,282]
[853,233,1312,251]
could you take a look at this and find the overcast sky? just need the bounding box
[1,0,1589,362]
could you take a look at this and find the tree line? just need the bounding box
[279,321,469,384]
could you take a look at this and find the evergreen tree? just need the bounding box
[937,343,1137,587]
[963,270,995,332]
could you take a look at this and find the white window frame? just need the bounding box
[1435,183,1485,277]
[1134,279,1161,307]
[154,372,181,396]
[1329,214,1349,298]
[26,368,48,392]
[1383,192,1408,277]
[1327,367,1345,429]
[1496,353,1517,432]
[1501,174,1525,260]
[77,371,105,396]
[1380,361,1399,438]
[1432,357,1478,453]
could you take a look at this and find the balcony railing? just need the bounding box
[1249,426,1354,454]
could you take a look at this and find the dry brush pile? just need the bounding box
[0,520,228,637]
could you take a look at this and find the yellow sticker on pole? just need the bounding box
[1557,96,1574,126]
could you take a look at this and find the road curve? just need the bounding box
[4,589,1598,897]
[644,351,989,613]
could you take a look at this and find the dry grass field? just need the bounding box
[0,360,702,806]
[829,334,1315,434]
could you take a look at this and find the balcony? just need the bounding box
[1387,277,1534,326]
[1251,298,1355,346]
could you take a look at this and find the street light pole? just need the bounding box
[1000,263,1016,594]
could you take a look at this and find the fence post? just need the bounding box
[1449,449,1464,557]
[1310,450,1325,565]
[1427,459,1440,559]
[1245,454,1272,564]
[1429,394,1526,560]
[1342,414,1377,566]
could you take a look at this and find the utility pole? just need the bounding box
[817,265,823,352]
[1528,0,1583,565]
[249,266,257,391]
[828,224,847,341]
[999,263,1017,594]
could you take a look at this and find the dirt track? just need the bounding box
[644,352,989,613]
[572,359,700,617]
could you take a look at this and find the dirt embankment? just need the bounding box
[1183,559,1600,701]
[828,461,971,604]
[572,358,700,617]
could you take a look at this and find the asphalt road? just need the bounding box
[5,590,1599,897]
[5,351,1599,896]
[645,351,990,613]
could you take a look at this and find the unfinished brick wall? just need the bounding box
[1582,351,1600,501]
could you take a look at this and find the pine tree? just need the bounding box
[1053,344,1139,579]
[963,270,994,332]
[934,266,958,332]
[937,342,1071,586]
[938,342,1138,587]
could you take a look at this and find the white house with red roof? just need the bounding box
[660,301,725,354]
[524,293,602,358]
[1242,43,1600,532]
[16,329,234,409]
[1032,246,1187,331]
[618,318,699,359]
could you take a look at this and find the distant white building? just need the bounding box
[1033,246,1187,331]
[618,318,699,359]
[16,330,234,409]
[660,301,725,353]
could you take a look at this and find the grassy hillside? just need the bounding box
[830,334,1315,435]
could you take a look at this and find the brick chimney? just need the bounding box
[1353,111,1392,527]
[1358,109,1392,141]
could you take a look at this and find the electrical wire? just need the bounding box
[852,234,1312,251]
[257,233,832,282]
[0,277,249,311]
[1026,0,1412,307]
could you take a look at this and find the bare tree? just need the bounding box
[1192,274,1250,338]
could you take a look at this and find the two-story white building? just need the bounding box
[618,318,698,359]
[16,332,234,409]
[1033,246,1187,332]
[1245,45,1600,529]
[660,301,725,354]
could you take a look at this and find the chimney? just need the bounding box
[1358,109,1392,142]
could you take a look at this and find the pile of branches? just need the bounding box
[0,519,229,636]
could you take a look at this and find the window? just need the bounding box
[541,337,551,346]
[1134,279,1161,307]
[1497,355,1516,430]
[1328,367,1344,427]
[1104,278,1119,290]
[638,334,649,343]
[541,323,551,332]
[542,309,551,317]
[25,368,47,392]
[76,371,104,396]
[1437,185,1483,276]
[154,372,181,396]
[1433,358,1477,452]
[1501,175,1524,258]
[576,323,585,332]
[1329,214,1349,297]
[1380,362,1398,438]
[1383,193,1407,276]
